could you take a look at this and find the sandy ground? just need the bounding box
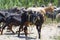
[0,23,60,40]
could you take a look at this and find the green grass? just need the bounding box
[53,36,60,40]
[0,0,58,9]
[56,17,60,23]
[44,18,57,24]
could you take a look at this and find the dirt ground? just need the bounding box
[0,23,60,40]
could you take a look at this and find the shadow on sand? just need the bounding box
[16,35,36,40]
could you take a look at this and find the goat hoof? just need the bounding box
[18,34,20,37]
[39,36,41,39]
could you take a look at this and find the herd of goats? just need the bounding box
[0,4,60,39]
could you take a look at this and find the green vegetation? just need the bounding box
[44,18,57,24]
[0,0,59,9]
[56,16,60,23]
[53,36,60,40]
